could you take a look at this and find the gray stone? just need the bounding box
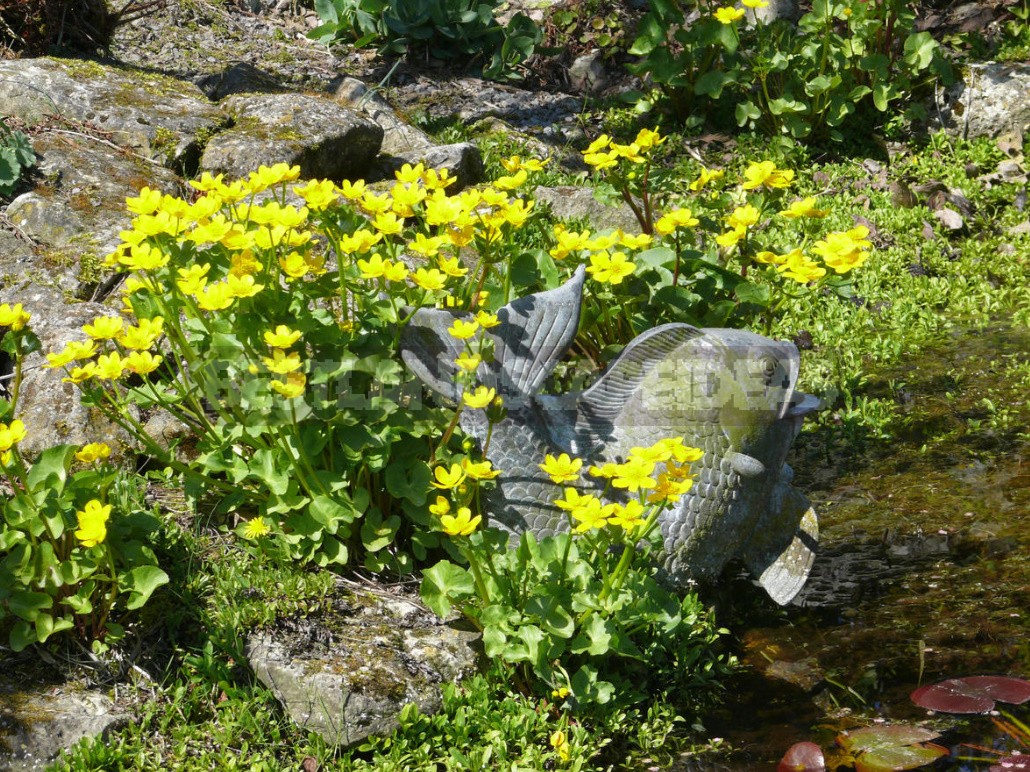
[745,0,799,25]
[201,93,383,182]
[0,686,126,771]
[0,58,226,173]
[0,285,137,458]
[935,62,1030,142]
[246,587,479,748]
[193,61,290,101]
[533,185,643,233]
[1,130,181,297]
[568,51,607,95]
[332,77,436,157]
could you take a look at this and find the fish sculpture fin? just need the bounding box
[574,323,703,446]
[399,307,467,402]
[726,451,765,478]
[486,265,586,397]
[742,485,818,605]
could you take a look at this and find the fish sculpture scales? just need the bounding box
[401,266,821,605]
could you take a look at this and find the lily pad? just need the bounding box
[911,676,1030,714]
[990,754,1030,771]
[838,725,949,772]
[778,741,826,771]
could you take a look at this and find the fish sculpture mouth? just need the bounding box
[401,266,822,606]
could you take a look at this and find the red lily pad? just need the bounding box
[778,741,826,771]
[990,755,1030,771]
[911,676,1030,714]
[838,725,949,772]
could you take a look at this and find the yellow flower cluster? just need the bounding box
[0,419,26,464]
[428,454,502,537]
[549,437,704,534]
[242,517,272,539]
[45,315,165,384]
[75,442,112,464]
[0,303,31,331]
[582,128,665,171]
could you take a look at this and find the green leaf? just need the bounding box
[9,620,36,652]
[420,560,475,618]
[26,444,76,493]
[360,509,400,552]
[694,70,729,98]
[735,101,761,127]
[524,594,575,638]
[385,459,431,504]
[734,282,771,307]
[248,448,291,495]
[9,590,52,620]
[122,565,169,610]
[903,31,937,71]
[872,82,890,111]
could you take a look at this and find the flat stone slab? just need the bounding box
[0,57,225,172]
[0,684,126,772]
[247,585,479,748]
[201,93,383,182]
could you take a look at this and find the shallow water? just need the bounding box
[676,323,1030,771]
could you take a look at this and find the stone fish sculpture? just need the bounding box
[401,266,821,605]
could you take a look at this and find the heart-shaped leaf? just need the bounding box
[911,676,1030,714]
[778,741,825,771]
[838,725,948,772]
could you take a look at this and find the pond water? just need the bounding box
[676,323,1030,771]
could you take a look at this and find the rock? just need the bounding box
[0,285,137,458]
[935,62,1030,143]
[1,130,182,297]
[200,93,383,182]
[934,207,965,231]
[0,58,226,173]
[568,51,607,95]
[376,143,484,190]
[745,0,799,24]
[193,61,290,101]
[246,585,479,748]
[533,185,643,233]
[0,685,127,771]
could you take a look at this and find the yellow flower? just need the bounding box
[570,497,613,532]
[242,517,271,539]
[610,141,645,163]
[429,496,451,516]
[438,256,468,278]
[45,340,97,369]
[264,325,302,348]
[431,463,466,490]
[587,462,619,479]
[62,363,96,384]
[776,250,827,283]
[176,264,210,295]
[811,227,871,274]
[125,186,162,215]
[271,371,306,399]
[448,318,479,340]
[412,268,448,292]
[780,197,829,219]
[655,207,700,236]
[474,311,500,329]
[422,167,456,191]
[619,232,653,250]
[551,686,570,700]
[358,253,390,280]
[118,242,169,271]
[608,499,646,531]
[118,317,164,351]
[462,457,500,480]
[372,211,404,236]
[75,500,111,548]
[82,315,123,340]
[0,420,27,451]
[715,228,746,248]
[538,453,583,484]
[554,487,594,512]
[611,457,657,491]
[550,730,567,750]
[742,160,794,190]
[94,351,126,381]
[395,162,426,184]
[189,172,225,193]
[338,179,366,200]
[293,179,339,210]
[263,349,302,374]
[462,385,497,409]
[186,214,233,245]
[407,233,448,258]
[226,273,263,299]
[726,204,761,231]
[585,134,611,154]
[338,229,382,254]
[585,251,635,285]
[123,350,163,375]
[550,225,592,261]
[75,442,112,463]
[754,250,788,265]
[690,166,725,192]
[583,149,619,171]
[245,163,301,194]
[440,506,481,537]
[493,169,528,191]
[714,5,745,23]
[195,282,236,312]
[455,352,482,372]
[383,260,409,283]
[584,231,620,252]
[647,473,695,504]
[634,128,665,150]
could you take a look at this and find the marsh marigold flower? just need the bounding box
[742,160,794,190]
[714,5,745,23]
[432,463,466,490]
[0,420,27,452]
[264,325,301,349]
[462,385,497,409]
[82,315,124,340]
[586,251,635,285]
[780,197,829,219]
[539,453,583,484]
[448,318,479,340]
[440,506,481,537]
[271,371,306,399]
[75,442,112,463]
[75,500,111,548]
[462,457,501,480]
